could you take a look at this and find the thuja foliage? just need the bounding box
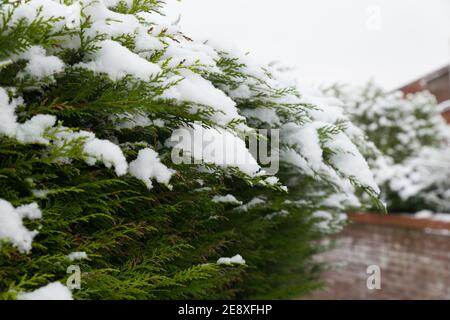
[0,0,381,300]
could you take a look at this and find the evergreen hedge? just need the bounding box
[0,0,381,299]
[327,83,450,213]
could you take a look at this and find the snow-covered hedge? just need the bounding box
[0,0,381,299]
[326,83,450,213]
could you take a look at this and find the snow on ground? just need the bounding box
[414,210,450,222]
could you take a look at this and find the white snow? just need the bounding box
[16,114,57,145]
[325,131,379,193]
[163,41,219,70]
[112,113,165,130]
[83,137,128,176]
[31,189,50,199]
[9,0,80,31]
[382,146,450,209]
[162,70,242,126]
[0,88,56,144]
[204,40,268,80]
[217,254,246,265]
[52,128,128,176]
[414,210,434,219]
[128,148,175,190]
[17,46,64,79]
[264,176,279,185]
[67,251,88,261]
[77,40,161,81]
[282,122,323,171]
[212,194,243,205]
[240,107,280,126]
[321,193,361,210]
[431,214,450,223]
[265,209,289,220]
[83,0,139,38]
[415,210,450,222]
[235,197,266,212]
[113,112,152,130]
[280,148,313,176]
[279,119,379,196]
[168,123,261,177]
[312,210,333,231]
[103,0,133,8]
[0,199,42,253]
[17,282,73,300]
[0,88,20,138]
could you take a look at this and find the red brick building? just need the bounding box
[307,213,450,299]
[399,65,450,123]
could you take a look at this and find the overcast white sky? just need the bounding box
[164,0,450,90]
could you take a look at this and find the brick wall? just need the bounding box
[442,109,450,124]
[307,213,450,299]
[399,66,449,104]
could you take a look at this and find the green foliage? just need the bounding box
[0,1,74,59]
